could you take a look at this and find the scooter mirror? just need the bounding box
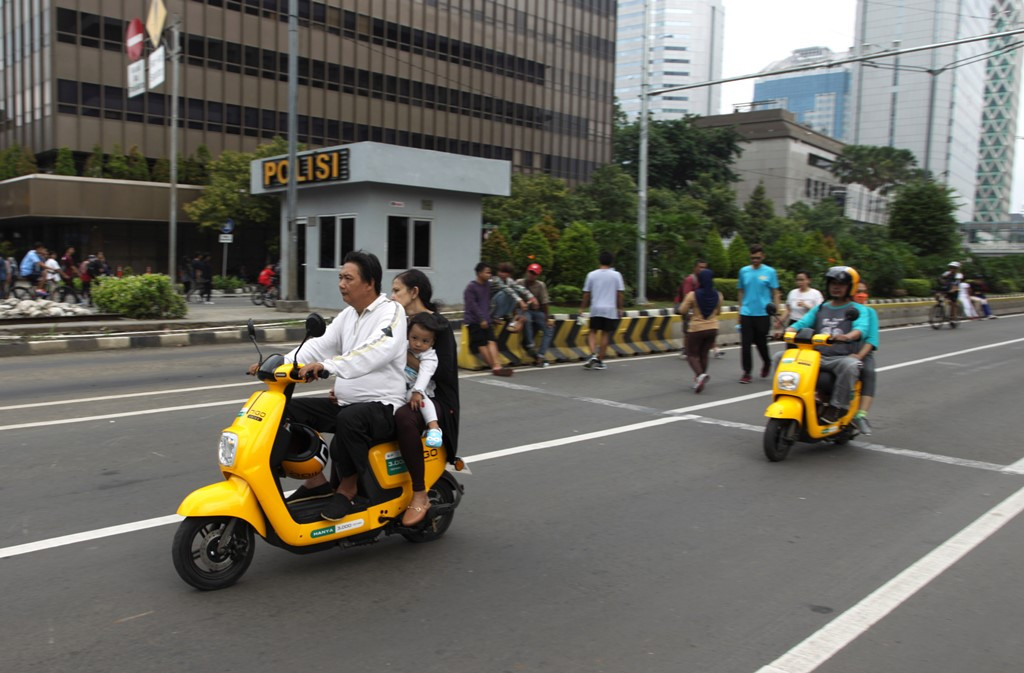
[765,303,777,316]
[305,313,327,338]
[845,307,860,321]
[247,318,256,338]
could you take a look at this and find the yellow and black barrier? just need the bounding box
[458,309,682,370]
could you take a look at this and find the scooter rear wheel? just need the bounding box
[763,418,797,462]
[172,516,255,591]
[401,479,456,543]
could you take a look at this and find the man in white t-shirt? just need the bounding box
[579,251,625,370]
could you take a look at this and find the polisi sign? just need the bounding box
[259,148,350,192]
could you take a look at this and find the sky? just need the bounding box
[716,0,1024,215]
[718,0,858,113]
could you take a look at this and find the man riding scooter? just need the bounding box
[785,266,872,424]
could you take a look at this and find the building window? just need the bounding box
[387,216,432,269]
[319,216,355,269]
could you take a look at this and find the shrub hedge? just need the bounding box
[91,274,186,319]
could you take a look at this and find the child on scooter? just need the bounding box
[404,312,445,448]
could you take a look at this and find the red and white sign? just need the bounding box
[125,18,145,62]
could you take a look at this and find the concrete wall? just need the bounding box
[296,183,483,310]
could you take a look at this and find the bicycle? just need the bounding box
[10,278,80,304]
[250,284,279,307]
[928,293,959,330]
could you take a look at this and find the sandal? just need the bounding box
[401,502,431,526]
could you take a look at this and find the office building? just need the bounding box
[615,0,724,120]
[753,47,851,141]
[849,0,1022,222]
[0,0,616,275]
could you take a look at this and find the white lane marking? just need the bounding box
[0,514,183,559]
[686,416,1010,473]
[0,381,261,411]
[0,388,326,432]
[477,378,666,414]
[755,484,1024,673]
[0,416,687,559]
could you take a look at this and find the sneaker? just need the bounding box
[852,414,873,436]
[491,367,513,377]
[537,360,550,368]
[739,373,752,384]
[425,428,443,448]
[760,363,771,378]
[583,355,598,369]
[694,373,709,393]
[819,406,843,425]
[204,301,215,305]
[320,493,355,521]
[714,350,725,359]
[593,359,607,370]
[286,482,333,503]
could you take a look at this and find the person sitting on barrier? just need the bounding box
[786,266,871,425]
[489,261,535,333]
[851,280,879,435]
[517,263,554,367]
[464,262,513,377]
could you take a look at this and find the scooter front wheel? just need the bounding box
[764,418,797,462]
[172,516,255,591]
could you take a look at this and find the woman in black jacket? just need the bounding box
[390,269,460,525]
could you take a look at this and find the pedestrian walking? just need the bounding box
[580,251,625,371]
[677,268,723,393]
[736,244,781,383]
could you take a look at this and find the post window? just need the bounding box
[319,216,355,269]
[387,216,432,269]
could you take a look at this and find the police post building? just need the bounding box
[251,142,509,308]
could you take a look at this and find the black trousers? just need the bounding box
[740,315,771,375]
[286,398,395,481]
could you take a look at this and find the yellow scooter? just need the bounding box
[762,323,861,462]
[172,314,464,590]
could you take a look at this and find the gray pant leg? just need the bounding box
[819,356,863,409]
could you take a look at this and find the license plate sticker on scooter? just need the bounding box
[311,519,365,539]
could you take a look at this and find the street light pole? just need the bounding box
[636,0,651,305]
[167,18,180,280]
[283,0,299,303]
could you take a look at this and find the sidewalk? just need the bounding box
[0,292,338,357]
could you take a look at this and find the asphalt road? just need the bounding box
[1,316,1023,673]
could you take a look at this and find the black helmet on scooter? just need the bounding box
[823,266,860,300]
[280,423,329,480]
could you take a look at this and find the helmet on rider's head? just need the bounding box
[823,266,860,299]
[948,261,961,268]
[280,423,329,480]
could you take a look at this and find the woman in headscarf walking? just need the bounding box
[676,267,724,393]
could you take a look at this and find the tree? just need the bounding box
[573,164,637,224]
[105,144,131,180]
[687,174,742,238]
[727,233,748,277]
[553,221,599,287]
[124,145,150,181]
[739,182,775,244]
[613,115,743,191]
[15,145,37,176]
[151,157,171,182]
[887,179,961,258]
[54,147,77,176]
[83,145,105,178]
[0,144,37,179]
[830,145,921,194]
[702,229,729,278]
[181,145,212,185]
[482,173,575,241]
[184,136,289,232]
[480,228,513,269]
[513,225,554,275]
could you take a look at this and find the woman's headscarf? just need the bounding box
[695,268,718,318]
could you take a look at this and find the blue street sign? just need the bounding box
[221,218,235,234]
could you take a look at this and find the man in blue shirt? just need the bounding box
[789,266,871,424]
[736,244,781,383]
[19,242,47,292]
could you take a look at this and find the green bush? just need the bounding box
[91,274,187,319]
[715,278,739,301]
[213,275,247,291]
[995,277,1020,293]
[901,278,933,297]
[548,284,582,305]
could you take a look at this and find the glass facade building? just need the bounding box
[614,0,723,120]
[753,48,850,141]
[1,0,616,183]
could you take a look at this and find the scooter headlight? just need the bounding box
[776,371,800,391]
[218,432,239,467]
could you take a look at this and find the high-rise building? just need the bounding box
[0,1,616,183]
[753,47,852,141]
[849,0,1022,222]
[615,0,724,120]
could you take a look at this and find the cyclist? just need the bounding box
[937,261,963,321]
